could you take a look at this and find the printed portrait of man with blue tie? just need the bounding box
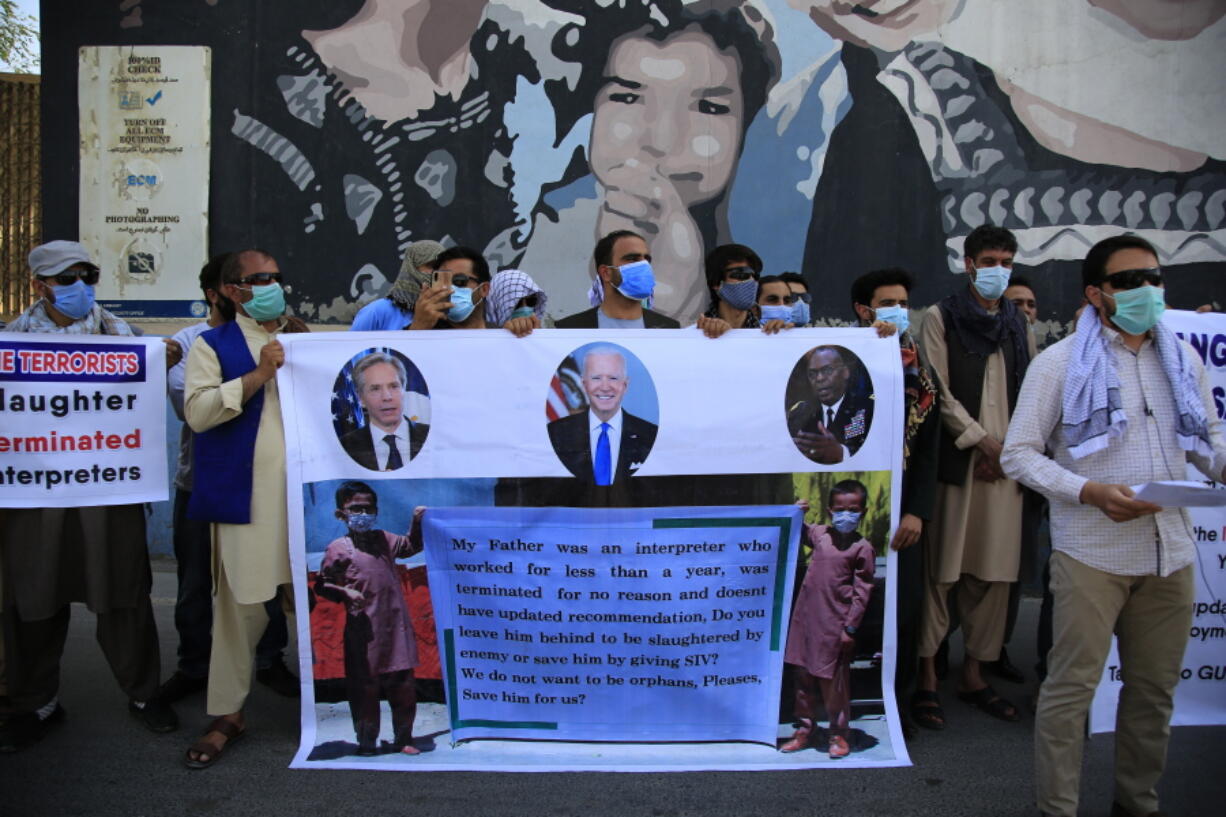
[547,344,658,486]
[336,350,431,472]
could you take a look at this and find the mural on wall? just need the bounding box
[43,0,1226,327]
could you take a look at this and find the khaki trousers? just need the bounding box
[918,574,1009,661]
[1035,551,1193,817]
[206,560,295,716]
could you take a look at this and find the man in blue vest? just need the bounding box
[157,254,297,705]
[181,249,305,768]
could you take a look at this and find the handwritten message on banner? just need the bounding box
[0,335,168,507]
[1091,311,1226,730]
[424,506,801,744]
[281,328,907,771]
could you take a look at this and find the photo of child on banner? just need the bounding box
[313,481,428,758]
[782,475,886,759]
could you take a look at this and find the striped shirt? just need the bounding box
[1001,328,1226,577]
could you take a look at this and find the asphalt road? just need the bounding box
[3,561,1223,817]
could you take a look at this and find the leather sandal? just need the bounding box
[910,690,945,731]
[956,684,1020,722]
[184,717,245,770]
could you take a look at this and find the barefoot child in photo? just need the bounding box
[781,479,876,758]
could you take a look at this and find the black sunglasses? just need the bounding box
[447,273,482,289]
[1103,267,1162,290]
[724,266,756,282]
[45,268,100,286]
[237,272,283,286]
[792,292,812,304]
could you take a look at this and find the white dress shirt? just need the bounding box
[588,409,623,479]
[369,417,410,470]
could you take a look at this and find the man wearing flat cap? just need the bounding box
[0,241,178,752]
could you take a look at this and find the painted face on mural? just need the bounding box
[790,0,959,52]
[590,27,745,212]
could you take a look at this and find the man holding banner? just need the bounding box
[1002,235,1226,817]
[0,241,175,752]
[182,249,303,769]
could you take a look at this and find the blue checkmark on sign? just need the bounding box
[146,90,163,106]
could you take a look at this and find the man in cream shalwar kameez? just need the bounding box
[182,250,299,766]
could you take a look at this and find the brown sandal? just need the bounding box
[184,717,245,770]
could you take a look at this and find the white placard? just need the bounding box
[0,335,168,507]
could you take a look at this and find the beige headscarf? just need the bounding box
[388,240,445,309]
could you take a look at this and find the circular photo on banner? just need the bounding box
[545,342,659,484]
[332,348,430,472]
[785,345,875,465]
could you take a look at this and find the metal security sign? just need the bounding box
[79,45,211,319]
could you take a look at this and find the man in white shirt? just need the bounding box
[1001,234,1226,817]
[340,352,428,471]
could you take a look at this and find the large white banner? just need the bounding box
[0,335,168,507]
[279,328,908,770]
[79,45,211,319]
[1091,310,1226,732]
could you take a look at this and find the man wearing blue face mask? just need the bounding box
[917,224,1035,729]
[0,241,178,752]
[1002,235,1226,817]
[695,244,763,336]
[316,482,426,757]
[555,231,680,329]
[408,247,492,331]
[780,272,812,327]
[851,267,940,737]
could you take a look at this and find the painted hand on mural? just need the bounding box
[590,26,747,324]
[595,163,705,320]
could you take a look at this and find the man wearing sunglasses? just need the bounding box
[0,241,177,752]
[408,247,491,331]
[1003,235,1226,817]
[181,249,306,768]
[6,240,128,335]
[694,244,800,338]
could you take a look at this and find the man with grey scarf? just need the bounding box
[1002,234,1226,817]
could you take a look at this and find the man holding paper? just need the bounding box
[1001,235,1226,817]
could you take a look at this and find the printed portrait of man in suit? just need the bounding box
[338,351,430,471]
[787,345,874,465]
[547,344,658,485]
